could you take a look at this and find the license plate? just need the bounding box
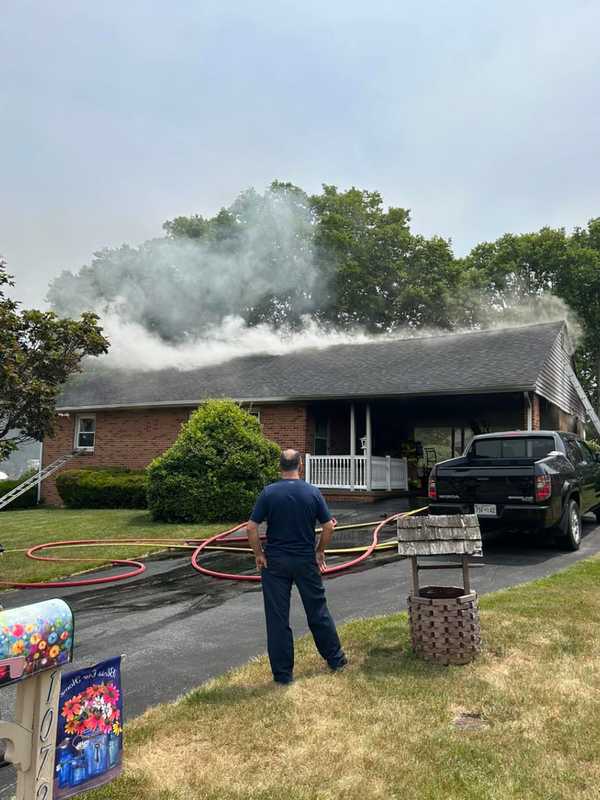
[474,503,497,517]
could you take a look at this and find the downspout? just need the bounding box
[37,440,43,505]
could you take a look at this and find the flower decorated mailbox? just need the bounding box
[0,599,74,687]
[0,599,74,800]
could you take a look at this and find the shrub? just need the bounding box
[147,399,280,522]
[0,476,38,510]
[56,468,148,509]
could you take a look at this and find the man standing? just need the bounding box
[246,449,347,685]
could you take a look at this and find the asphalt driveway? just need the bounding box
[1,503,599,797]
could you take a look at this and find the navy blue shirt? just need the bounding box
[250,479,332,556]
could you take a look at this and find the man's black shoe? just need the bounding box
[328,656,348,672]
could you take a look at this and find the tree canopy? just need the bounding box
[0,258,109,459]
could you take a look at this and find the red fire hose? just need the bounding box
[190,510,414,582]
[0,539,148,589]
[1,508,426,589]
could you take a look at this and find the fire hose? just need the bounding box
[0,508,427,589]
[191,508,426,582]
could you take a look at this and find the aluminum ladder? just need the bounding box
[565,364,600,439]
[0,452,77,511]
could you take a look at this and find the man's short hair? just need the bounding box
[280,449,301,472]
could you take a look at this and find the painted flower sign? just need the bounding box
[0,599,74,687]
[54,657,123,799]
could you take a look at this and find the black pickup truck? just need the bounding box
[428,431,600,550]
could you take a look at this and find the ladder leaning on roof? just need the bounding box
[566,364,600,439]
[0,452,77,511]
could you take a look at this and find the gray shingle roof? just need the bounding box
[56,321,565,410]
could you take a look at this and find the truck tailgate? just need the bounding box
[437,464,536,503]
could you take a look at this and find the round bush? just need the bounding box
[56,468,148,509]
[147,399,280,522]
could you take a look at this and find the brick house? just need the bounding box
[40,321,594,505]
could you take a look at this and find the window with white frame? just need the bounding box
[248,409,261,423]
[75,415,96,451]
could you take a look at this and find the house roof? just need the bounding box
[56,321,569,411]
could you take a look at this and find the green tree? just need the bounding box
[163,214,209,240]
[310,185,463,330]
[147,399,280,522]
[463,221,600,412]
[0,258,109,459]
[557,221,600,414]
[464,227,569,305]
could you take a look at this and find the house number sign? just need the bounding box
[34,669,61,799]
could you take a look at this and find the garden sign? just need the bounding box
[54,657,123,798]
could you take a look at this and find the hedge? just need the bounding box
[148,399,280,522]
[56,468,148,509]
[0,478,38,510]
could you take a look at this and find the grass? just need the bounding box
[0,507,227,584]
[83,556,600,800]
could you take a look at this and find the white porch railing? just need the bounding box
[305,454,408,491]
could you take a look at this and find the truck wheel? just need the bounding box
[595,509,600,524]
[556,499,582,551]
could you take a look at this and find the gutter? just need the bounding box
[54,384,538,413]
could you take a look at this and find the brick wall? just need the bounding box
[532,394,541,430]
[41,407,193,505]
[42,403,310,506]
[259,404,311,455]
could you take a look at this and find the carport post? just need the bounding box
[366,403,372,491]
[350,403,356,490]
[524,392,533,431]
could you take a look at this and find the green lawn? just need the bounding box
[0,508,227,584]
[84,556,600,800]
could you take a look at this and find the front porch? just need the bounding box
[305,401,409,493]
[303,393,528,494]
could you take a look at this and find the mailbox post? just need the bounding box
[0,599,74,800]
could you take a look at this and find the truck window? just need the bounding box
[471,436,555,459]
[564,439,583,465]
[577,441,595,464]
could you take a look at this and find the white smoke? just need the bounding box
[48,184,580,371]
[49,185,320,342]
[95,293,578,372]
[98,313,381,371]
[473,293,582,353]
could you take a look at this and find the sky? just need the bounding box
[2,0,600,307]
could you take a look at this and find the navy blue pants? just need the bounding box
[261,552,345,683]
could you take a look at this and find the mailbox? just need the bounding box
[0,599,74,688]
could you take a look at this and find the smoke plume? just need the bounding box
[95,295,578,372]
[47,185,579,372]
[49,186,320,344]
